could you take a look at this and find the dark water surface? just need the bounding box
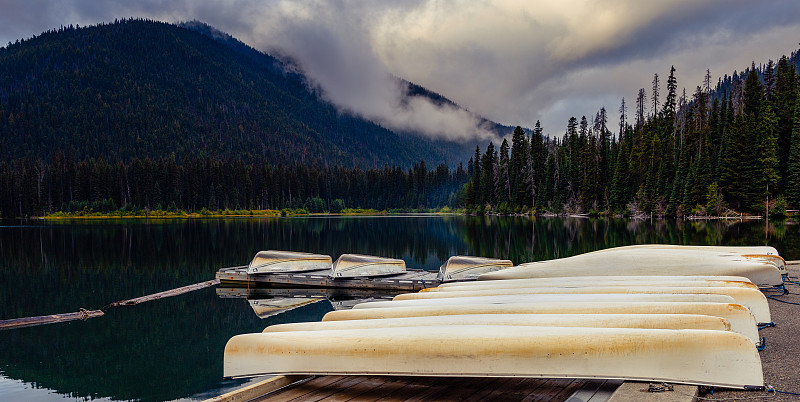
[1,216,798,401]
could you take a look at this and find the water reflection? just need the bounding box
[0,216,798,401]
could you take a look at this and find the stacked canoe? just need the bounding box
[224,244,784,390]
[247,250,408,278]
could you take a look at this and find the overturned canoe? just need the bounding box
[356,293,737,311]
[247,250,332,274]
[437,256,513,282]
[323,302,760,343]
[393,286,770,324]
[224,326,763,389]
[439,275,755,288]
[425,279,758,293]
[480,251,782,286]
[587,245,786,274]
[248,298,325,318]
[329,254,406,278]
[263,313,731,333]
[596,244,779,256]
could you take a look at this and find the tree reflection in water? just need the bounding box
[0,216,796,401]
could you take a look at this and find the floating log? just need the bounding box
[107,279,219,307]
[0,309,104,330]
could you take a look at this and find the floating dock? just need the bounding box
[216,266,441,291]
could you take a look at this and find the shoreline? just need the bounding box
[31,212,791,221]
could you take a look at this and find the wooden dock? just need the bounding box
[216,266,441,291]
[208,375,629,402]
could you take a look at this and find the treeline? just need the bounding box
[465,55,800,216]
[0,154,467,218]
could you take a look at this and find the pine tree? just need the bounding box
[497,138,511,210]
[509,126,528,207]
[468,146,482,209]
[743,63,763,121]
[529,121,547,208]
[754,101,779,210]
[480,142,496,209]
[774,56,799,193]
[663,66,677,120]
[786,90,800,208]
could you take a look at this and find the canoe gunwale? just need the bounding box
[223,370,762,390]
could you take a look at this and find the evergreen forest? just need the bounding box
[1,19,800,219]
[464,57,800,217]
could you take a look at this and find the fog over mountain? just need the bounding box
[1,0,799,138]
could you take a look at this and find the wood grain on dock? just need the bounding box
[247,375,622,402]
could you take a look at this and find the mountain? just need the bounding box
[0,19,506,168]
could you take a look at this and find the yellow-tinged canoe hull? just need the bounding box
[322,302,759,343]
[224,326,763,389]
[480,255,782,286]
[439,275,754,288]
[394,286,771,324]
[426,279,758,292]
[263,313,731,333]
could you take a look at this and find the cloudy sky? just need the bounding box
[1,0,799,142]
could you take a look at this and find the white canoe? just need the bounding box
[439,275,755,288]
[597,244,779,256]
[322,302,760,343]
[263,313,731,333]
[425,279,758,292]
[224,326,763,389]
[329,254,406,278]
[437,255,513,282]
[480,252,782,286]
[248,298,324,318]
[586,245,786,273]
[393,287,771,324]
[246,250,332,274]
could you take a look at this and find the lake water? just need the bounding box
[1,216,797,401]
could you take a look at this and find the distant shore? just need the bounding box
[36,209,791,221]
[38,207,460,220]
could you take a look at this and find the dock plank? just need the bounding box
[245,375,599,402]
[524,378,583,402]
[401,377,477,402]
[585,379,624,401]
[286,374,379,402]
[371,376,443,401]
[465,377,548,402]
[338,376,421,402]
[256,375,347,402]
[419,377,499,401]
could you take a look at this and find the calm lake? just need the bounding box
[1,215,798,401]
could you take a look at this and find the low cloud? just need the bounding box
[1,0,799,140]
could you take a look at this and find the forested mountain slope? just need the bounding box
[0,19,501,168]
